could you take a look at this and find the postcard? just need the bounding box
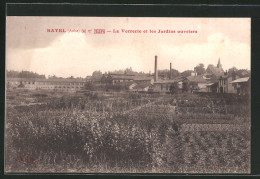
[5,16,251,173]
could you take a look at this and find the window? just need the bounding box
[161,84,163,90]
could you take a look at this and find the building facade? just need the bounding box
[217,74,240,93]
[7,78,85,91]
[229,77,250,95]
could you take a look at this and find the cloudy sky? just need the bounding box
[6,17,250,78]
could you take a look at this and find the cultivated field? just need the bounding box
[5,89,250,173]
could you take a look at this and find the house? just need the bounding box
[150,76,185,93]
[206,82,218,93]
[106,73,135,84]
[133,76,154,84]
[217,73,240,93]
[229,77,250,95]
[151,79,174,93]
[186,74,208,92]
[102,73,154,86]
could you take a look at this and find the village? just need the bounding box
[5,56,251,173]
[6,55,250,96]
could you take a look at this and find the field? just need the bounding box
[5,89,250,173]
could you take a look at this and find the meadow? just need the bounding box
[5,89,250,173]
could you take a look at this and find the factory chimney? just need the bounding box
[170,62,172,79]
[154,55,158,82]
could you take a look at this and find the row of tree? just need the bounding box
[91,65,250,82]
[6,70,85,80]
[181,64,250,77]
[7,70,46,79]
[7,65,250,81]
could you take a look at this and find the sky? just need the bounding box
[6,17,250,78]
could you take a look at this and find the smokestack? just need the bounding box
[170,63,172,79]
[154,55,158,82]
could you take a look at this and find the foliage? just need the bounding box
[5,91,250,173]
[158,69,180,79]
[84,81,94,90]
[92,71,103,82]
[169,82,179,95]
[181,70,193,77]
[182,80,190,92]
[228,67,238,75]
[194,63,205,75]
[107,67,148,76]
[7,70,46,79]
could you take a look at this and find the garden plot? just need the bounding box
[5,91,250,173]
[181,124,250,132]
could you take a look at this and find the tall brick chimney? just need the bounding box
[154,55,158,82]
[170,62,172,79]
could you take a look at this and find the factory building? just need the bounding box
[6,78,85,91]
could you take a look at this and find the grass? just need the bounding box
[5,90,250,173]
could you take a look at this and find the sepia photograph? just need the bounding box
[5,17,251,173]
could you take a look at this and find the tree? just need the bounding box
[65,75,75,79]
[228,67,238,76]
[158,69,180,79]
[7,70,46,79]
[92,71,103,82]
[171,69,180,78]
[182,79,190,92]
[169,82,179,95]
[84,81,93,90]
[124,67,133,74]
[194,63,206,75]
[101,74,107,84]
[181,70,193,77]
[237,69,250,77]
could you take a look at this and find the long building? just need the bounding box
[6,78,85,91]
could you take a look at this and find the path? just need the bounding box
[122,97,165,114]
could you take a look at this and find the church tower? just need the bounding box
[217,58,222,68]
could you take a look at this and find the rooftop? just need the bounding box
[187,75,208,83]
[132,82,151,89]
[154,76,185,84]
[230,77,250,84]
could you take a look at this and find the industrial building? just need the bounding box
[6,78,85,91]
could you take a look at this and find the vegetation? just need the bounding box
[5,91,250,173]
[194,63,206,75]
[7,70,46,79]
